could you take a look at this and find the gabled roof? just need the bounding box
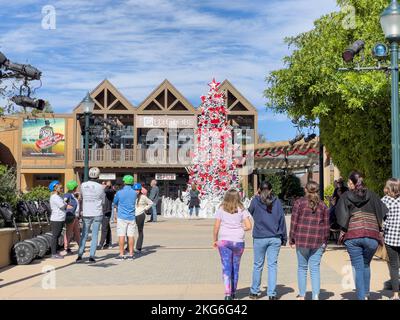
[73,79,135,113]
[218,79,257,113]
[136,79,197,113]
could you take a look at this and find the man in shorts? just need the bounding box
[113,175,137,260]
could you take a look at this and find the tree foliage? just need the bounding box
[0,165,17,206]
[265,0,391,193]
[21,185,51,201]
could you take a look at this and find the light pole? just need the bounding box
[381,0,400,178]
[80,92,95,182]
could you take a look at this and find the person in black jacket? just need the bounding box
[98,180,116,249]
[335,171,388,300]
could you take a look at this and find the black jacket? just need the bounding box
[103,187,116,216]
[336,190,387,231]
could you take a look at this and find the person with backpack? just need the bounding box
[133,183,153,253]
[248,181,287,300]
[213,189,252,300]
[49,180,69,259]
[289,181,330,300]
[63,180,80,254]
[336,171,388,300]
[381,178,400,300]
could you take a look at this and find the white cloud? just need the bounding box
[0,0,338,138]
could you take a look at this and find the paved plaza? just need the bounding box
[0,217,392,300]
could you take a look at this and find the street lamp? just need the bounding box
[381,0,400,178]
[80,92,95,182]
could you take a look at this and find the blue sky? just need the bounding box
[0,0,338,141]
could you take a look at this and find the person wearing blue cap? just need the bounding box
[133,183,153,253]
[49,180,71,259]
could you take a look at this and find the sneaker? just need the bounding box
[75,255,83,262]
[51,254,64,259]
[126,255,135,260]
[89,257,96,263]
[296,295,305,300]
[249,293,260,300]
[224,295,232,300]
[231,293,236,300]
[115,255,126,261]
[268,296,278,300]
[103,244,110,250]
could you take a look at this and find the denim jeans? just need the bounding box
[345,237,379,300]
[151,203,157,222]
[250,237,281,297]
[296,246,324,300]
[78,215,103,258]
[189,206,199,217]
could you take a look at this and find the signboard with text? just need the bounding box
[137,116,196,128]
[22,118,65,157]
[155,173,177,181]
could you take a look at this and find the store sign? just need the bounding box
[155,173,176,181]
[22,118,65,157]
[137,116,196,128]
[99,173,116,180]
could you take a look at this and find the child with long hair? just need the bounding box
[213,189,252,300]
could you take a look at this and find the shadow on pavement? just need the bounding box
[234,284,295,300]
[304,289,334,300]
[340,290,385,300]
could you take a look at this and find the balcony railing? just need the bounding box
[136,145,192,166]
[75,149,134,165]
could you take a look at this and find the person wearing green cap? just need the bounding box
[113,175,137,260]
[63,180,80,254]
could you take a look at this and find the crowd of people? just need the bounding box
[46,167,400,300]
[213,171,400,301]
[48,167,160,263]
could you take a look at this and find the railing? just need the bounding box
[136,145,192,166]
[75,149,135,165]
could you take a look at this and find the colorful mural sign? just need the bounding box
[22,118,65,157]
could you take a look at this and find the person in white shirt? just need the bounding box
[49,180,70,259]
[76,167,105,263]
[133,183,153,253]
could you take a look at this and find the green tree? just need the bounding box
[265,0,391,194]
[0,165,17,206]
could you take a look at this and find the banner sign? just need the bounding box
[99,173,116,180]
[22,118,65,157]
[137,116,196,128]
[155,173,177,180]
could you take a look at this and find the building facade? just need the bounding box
[0,79,258,199]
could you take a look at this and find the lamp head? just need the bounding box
[80,92,95,114]
[381,0,400,43]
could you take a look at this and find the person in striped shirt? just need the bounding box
[336,171,388,300]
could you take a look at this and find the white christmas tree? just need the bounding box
[188,79,240,200]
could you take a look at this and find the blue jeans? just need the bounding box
[296,246,324,300]
[250,237,281,297]
[189,206,199,217]
[345,237,379,300]
[78,216,103,258]
[151,203,157,222]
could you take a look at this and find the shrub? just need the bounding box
[21,186,51,201]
